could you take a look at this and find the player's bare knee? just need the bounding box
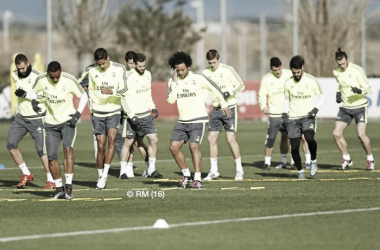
[169,144,179,154]
[189,143,200,153]
[63,147,74,159]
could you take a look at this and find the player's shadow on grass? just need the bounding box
[13,190,53,198]
[0,180,40,188]
[141,180,179,188]
[243,160,265,170]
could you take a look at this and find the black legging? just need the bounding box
[289,130,317,171]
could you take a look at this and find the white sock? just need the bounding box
[65,173,73,185]
[311,159,317,163]
[120,161,127,175]
[235,157,243,172]
[19,162,30,175]
[181,168,191,177]
[97,168,103,178]
[291,156,295,165]
[305,154,311,164]
[264,156,271,165]
[343,154,351,161]
[47,173,54,182]
[54,178,63,188]
[126,162,134,177]
[298,169,304,174]
[103,164,111,176]
[148,157,156,175]
[210,158,218,172]
[281,154,287,165]
[367,154,374,161]
[194,172,201,181]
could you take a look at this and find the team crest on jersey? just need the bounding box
[113,72,116,77]
[305,84,309,89]
[28,79,32,84]
[220,73,223,78]
[192,80,196,85]
[349,74,351,78]
[62,86,66,92]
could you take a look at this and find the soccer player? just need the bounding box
[332,48,375,170]
[102,53,161,178]
[7,54,55,190]
[258,57,311,170]
[88,48,128,189]
[167,51,230,188]
[202,49,245,180]
[283,55,325,179]
[30,61,88,199]
[121,51,149,178]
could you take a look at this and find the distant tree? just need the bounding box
[285,0,370,76]
[116,0,206,80]
[54,0,113,75]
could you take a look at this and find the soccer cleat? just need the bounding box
[192,180,204,188]
[366,161,375,171]
[203,171,220,180]
[262,164,270,171]
[305,163,311,170]
[96,176,107,190]
[119,173,128,179]
[310,162,317,176]
[275,163,287,169]
[178,176,191,188]
[51,187,65,199]
[337,159,353,170]
[17,172,34,189]
[43,181,56,190]
[298,172,306,179]
[234,171,244,180]
[148,170,163,178]
[64,184,73,200]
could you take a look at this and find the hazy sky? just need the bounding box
[0,0,286,24]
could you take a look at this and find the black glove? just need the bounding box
[336,92,342,103]
[281,113,288,125]
[120,111,124,125]
[131,116,139,125]
[223,91,230,100]
[308,108,319,119]
[151,109,159,118]
[15,88,27,98]
[351,87,362,94]
[68,111,81,127]
[31,99,41,113]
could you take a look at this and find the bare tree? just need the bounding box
[116,0,206,80]
[284,0,371,76]
[54,0,113,75]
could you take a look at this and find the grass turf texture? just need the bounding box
[0,119,379,250]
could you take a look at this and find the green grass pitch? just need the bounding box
[0,119,379,250]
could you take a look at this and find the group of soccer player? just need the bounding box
[258,48,375,179]
[6,47,375,199]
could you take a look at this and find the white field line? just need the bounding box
[2,147,378,170]
[1,207,379,243]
